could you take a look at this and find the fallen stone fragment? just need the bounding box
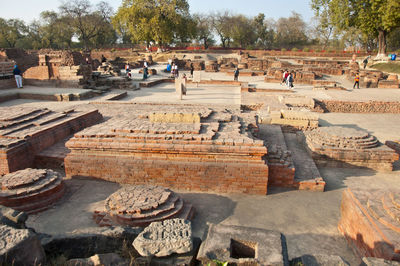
[133,218,193,257]
[0,225,45,265]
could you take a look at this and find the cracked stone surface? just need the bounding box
[133,218,192,257]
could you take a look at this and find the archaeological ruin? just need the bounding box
[0,45,399,265]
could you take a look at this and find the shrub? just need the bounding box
[291,47,299,52]
[281,48,287,52]
[303,47,310,52]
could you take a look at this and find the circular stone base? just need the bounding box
[94,185,194,227]
[306,126,379,149]
[0,169,65,214]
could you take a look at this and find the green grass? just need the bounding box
[370,62,400,74]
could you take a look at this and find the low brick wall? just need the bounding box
[314,100,400,113]
[0,78,14,89]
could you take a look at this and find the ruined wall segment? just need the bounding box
[65,107,270,195]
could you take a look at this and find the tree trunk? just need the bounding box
[377,29,387,57]
[203,38,208,49]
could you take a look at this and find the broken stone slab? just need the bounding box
[291,254,349,266]
[133,218,193,257]
[41,226,142,260]
[0,225,46,265]
[197,223,287,266]
[67,253,129,266]
[135,237,201,266]
[0,205,28,229]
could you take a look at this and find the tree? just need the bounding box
[253,13,274,49]
[275,12,308,49]
[0,18,27,48]
[229,15,257,48]
[311,0,400,56]
[60,0,116,49]
[193,14,214,49]
[113,0,191,47]
[36,11,75,49]
[210,11,232,48]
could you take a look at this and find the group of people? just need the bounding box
[281,70,294,89]
[125,60,149,80]
[166,60,179,78]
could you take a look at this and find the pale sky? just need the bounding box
[0,0,314,23]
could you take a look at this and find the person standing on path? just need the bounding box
[13,65,23,88]
[190,63,194,77]
[286,72,294,89]
[234,67,239,81]
[353,73,360,89]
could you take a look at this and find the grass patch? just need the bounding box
[370,62,400,74]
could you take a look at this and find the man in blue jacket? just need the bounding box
[13,65,23,88]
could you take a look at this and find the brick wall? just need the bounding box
[65,136,270,195]
[314,100,400,113]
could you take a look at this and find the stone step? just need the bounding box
[102,91,128,101]
[34,138,71,170]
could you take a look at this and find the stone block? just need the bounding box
[0,225,45,265]
[133,219,193,257]
[197,223,287,265]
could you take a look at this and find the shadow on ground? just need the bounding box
[180,192,237,240]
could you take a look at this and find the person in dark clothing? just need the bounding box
[101,55,107,63]
[143,66,148,80]
[13,65,23,88]
[190,63,194,77]
[234,67,239,81]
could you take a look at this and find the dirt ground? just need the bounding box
[1,64,399,265]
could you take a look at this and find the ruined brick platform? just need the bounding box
[338,187,400,261]
[65,106,269,194]
[304,126,399,171]
[0,169,64,214]
[386,140,400,155]
[0,107,102,175]
[93,185,193,227]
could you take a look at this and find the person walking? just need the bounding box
[353,73,360,89]
[281,70,288,85]
[125,63,131,78]
[143,66,148,80]
[362,56,370,69]
[234,67,239,81]
[286,72,294,89]
[13,65,23,88]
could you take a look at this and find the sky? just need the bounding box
[0,0,315,23]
